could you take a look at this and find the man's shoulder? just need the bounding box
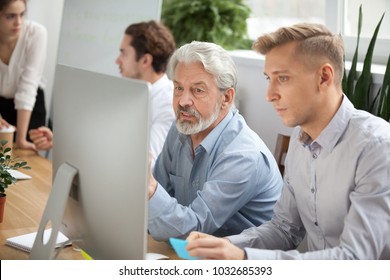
[218,111,271,154]
[349,110,390,141]
[220,111,254,138]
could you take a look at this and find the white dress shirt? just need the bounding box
[149,74,175,164]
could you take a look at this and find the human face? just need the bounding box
[264,42,322,131]
[0,0,25,40]
[173,62,225,139]
[115,34,143,79]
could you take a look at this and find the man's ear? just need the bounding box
[319,63,334,87]
[222,87,235,108]
[141,53,153,67]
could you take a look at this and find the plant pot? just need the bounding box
[0,194,6,223]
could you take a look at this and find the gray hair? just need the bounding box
[167,41,237,91]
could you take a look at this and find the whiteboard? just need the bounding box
[57,0,162,76]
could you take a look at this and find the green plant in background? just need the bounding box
[378,55,390,121]
[342,5,390,121]
[0,140,31,196]
[161,0,252,50]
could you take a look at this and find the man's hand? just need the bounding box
[29,126,53,151]
[186,231,246,260]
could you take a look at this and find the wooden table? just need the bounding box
[0,149,177,260]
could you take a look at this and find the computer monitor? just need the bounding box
[30,65,151,259]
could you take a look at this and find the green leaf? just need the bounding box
[346,5,363,101]
[162,0,251,50]
[354,12,385,111]
[379,55,390,120]
[342,57,348,93]
[0,138,31,194]
[342,5,389,122]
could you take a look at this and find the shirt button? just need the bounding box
[314,222,318,226]
[312,153,318,159]
[311,189,315,193]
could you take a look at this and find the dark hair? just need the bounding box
[125,20,176,73]
[0,0,26,12]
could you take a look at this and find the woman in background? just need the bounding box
[0,0,47,150]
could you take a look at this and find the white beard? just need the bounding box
[175,101,221,135]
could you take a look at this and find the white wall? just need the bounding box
[56,0,162,76]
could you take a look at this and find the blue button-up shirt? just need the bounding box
[229,96,390,259]
[148,109,283,241]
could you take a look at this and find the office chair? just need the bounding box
[274,134,290,176]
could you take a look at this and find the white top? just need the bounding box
[0,20,47,111]
[149,74,175,164]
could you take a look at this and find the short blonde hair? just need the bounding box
[253,23,345,85]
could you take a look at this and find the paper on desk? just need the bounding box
[145,253,169,260]
[8,169,32,180]
[6,229,70,253]
[78,252,168,260]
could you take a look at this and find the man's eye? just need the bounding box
[278,76,289,82]
[194,88,204,93]
[175,86,184,91]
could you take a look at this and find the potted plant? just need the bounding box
[0,140,31,223]
[161,0,252,50]
[342,5,390,122]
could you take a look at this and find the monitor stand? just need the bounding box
[29,163,78,259]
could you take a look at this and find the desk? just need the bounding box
[0,149,177,260]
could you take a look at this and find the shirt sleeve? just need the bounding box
[227,178,306,252]
[229,139,390,260]
[14,22,48,111]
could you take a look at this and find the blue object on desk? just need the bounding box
[169,238,197,260]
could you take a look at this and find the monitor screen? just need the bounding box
[30,65,151,259]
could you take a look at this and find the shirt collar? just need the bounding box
[299,95,354,153]
[200,109,235,153]
[150,74,170,92]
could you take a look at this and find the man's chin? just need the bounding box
[176,121,198,135]
[281,118,297,128]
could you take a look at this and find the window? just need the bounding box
[344,0,390,39]
[244,0,389,65]
[244,0,326,39]
[342,0,390,64]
